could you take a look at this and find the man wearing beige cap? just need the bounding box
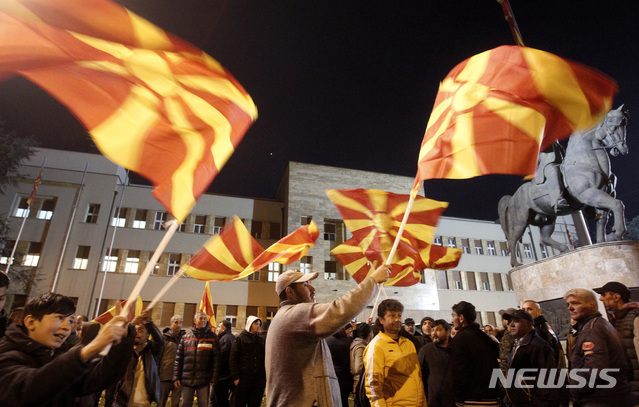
[265,265,389,407]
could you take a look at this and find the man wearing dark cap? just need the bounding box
[502,309,560,407]
[265,266,389,407]
[594,281,639,401]
[498,308,517,374]
[404,318,419,336]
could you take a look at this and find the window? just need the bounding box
[475,246,483,255]
[461,238,470,254]
[112,208,127,227]
[183,303,197,327]
[454,281,463,290]
[14,197,30,218]
[85,204,100,223]
[160,302,176,326]
[466,271,477,290]
[266,307,278,322]
[507,274,514,291]
[300,256,312,273]
[246,306,258,318]
[269,222,281,239]
[480,272,490,291]
[0,240,15,265]
[452,270,462,290]
[301,216,312,225]
[178,222,186,232]
[268,262,282,281]
[447,238,456,248]
[73,246,90,270]
[23,242,42,267]
[248,271,260,281]
[324,260,337,279]
[167,253,181,276]
[494,273,504,291]
[213,217,225,234]
[500,242,509,256]
[437,270,448,289]
[124,250,140,274]
[193,215,206,234]
[487,242,496,256]
[324,223,336,241]
[225,305,238,328]
[523,244,533,259]
[132,210,147,229]
[540,245,549,258]
[251,220,263,238]
[154,212,167,230]
[434,236,442,245]
[37,198,55,220]
[102,249,119,272]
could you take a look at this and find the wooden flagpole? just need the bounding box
[497,0,526,46]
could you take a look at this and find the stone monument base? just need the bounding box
[509,240,639,337]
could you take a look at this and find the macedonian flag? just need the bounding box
[199,282,217,326]
[93,296,143,325]
[182,216,264,281]
[0,0,258,222]
[325,189,449,260]
[417,45,617,181]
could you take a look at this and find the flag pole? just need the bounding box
[146,269,185,309]
[497,0,525,46]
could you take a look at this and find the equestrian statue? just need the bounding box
[499,106,629,267]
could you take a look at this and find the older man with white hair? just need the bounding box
[564,287,635,406]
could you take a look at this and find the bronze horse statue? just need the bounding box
[499,106,629,267]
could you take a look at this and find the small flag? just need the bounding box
[199,282,216,326]
[25,169,42,207]
[93,296,143,325]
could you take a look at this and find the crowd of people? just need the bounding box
[0,269,637,407]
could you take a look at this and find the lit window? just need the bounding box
[73,246,90,269]
[324,223,336,241]
[487,242,496,256]
[37,199,55,220]
[268,262,282,281]
[23,242,42,267]
[434,236,442,245]
[14,197,30,218]
[300,256,312,273]
[0,240,15,265]
[167,253,181,276]
[132,210,147,229]
[266,307,277,322]
[112,208,127,227]
[324,260,336,280]
[85,204,100,223]
[193,215,206,234]
[447,238,456,248]
[523,244,533,259]
[154,212,167,230]
[102,249,119,272]
[124,250,140,274]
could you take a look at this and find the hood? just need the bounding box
[245,315,262,332]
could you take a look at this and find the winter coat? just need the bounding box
[570,313,635,406]
[265,275,378,407]
[0,323,134,406]
[504,329,561,407]
[0,309,8,338]
[532,315,566,369]
[230,316,265,380]
[217,326,235,381]
[450,323,500,404]
[159,327,185,382]
[115,321,164,406]
[173,323,220,387]
[418,342,454,407]
[610,302,639,402]
[326,328,353,379]
[350,337,368,392]
[363,331,427,407]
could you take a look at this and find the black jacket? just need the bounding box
[229,329,265,380]
[217,328,235,380]
[0,323,134,406]
[0,310,8,338]
[173,323,220,387]
[533,315,565,369]
[116,321,164,405]
[450,323,500,403]
[418,342,455,407]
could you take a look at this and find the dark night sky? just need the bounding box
[0,0,637,223]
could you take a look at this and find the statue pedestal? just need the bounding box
[509,241,639,337]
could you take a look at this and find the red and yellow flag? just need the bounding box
[236,221,319,279]
[325,189,448,260]
[182,216,264,281]
[199,282,216,326]
[0,0,257,222]
[93,296,143,325]
[417,45,617,181]
[26,169,42,207]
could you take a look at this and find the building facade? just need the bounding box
[1,150,574,331]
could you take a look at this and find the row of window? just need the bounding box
[437,269,514,292]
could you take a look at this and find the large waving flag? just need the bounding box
[417,45,617,181]
[182,216,264,281]
[325,189,449,260]
[199,282,217,326]
[93,296,143,325]
[0,0,258,222]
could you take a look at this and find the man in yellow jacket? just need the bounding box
[363,299,427,407]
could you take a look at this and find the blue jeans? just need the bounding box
[180,384,209,407]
